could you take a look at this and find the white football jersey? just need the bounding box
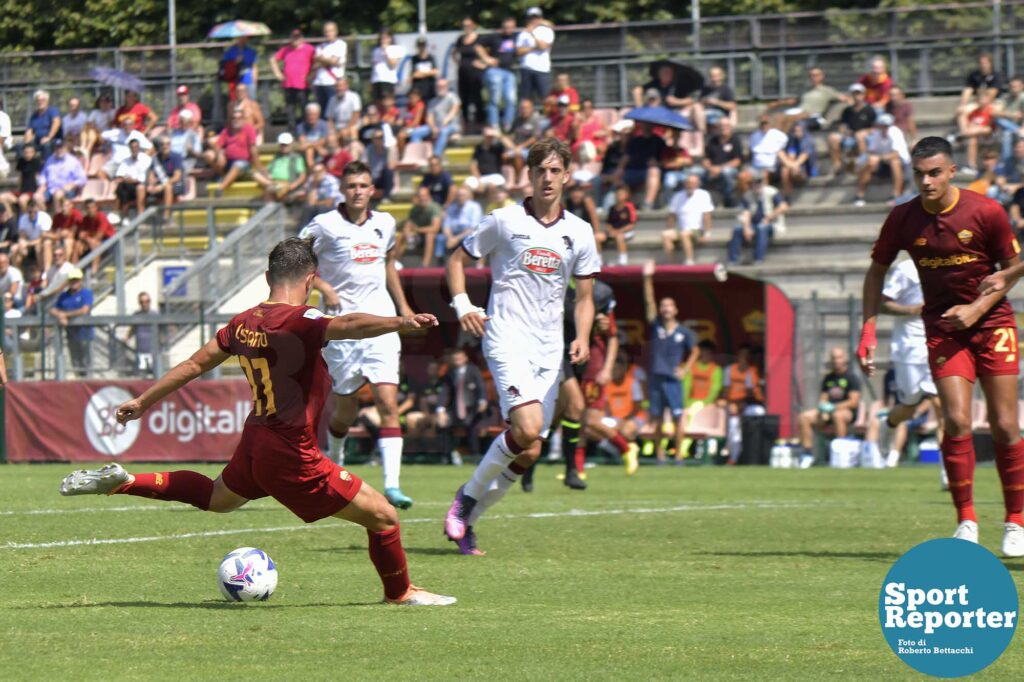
[883,259,928,364]
[463,199,601,369]
[299,206,397,315]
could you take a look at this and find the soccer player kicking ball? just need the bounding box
[859,137,1024,556]
[300,161,417,510]
[60,238,455,606]
[443,138,601,555]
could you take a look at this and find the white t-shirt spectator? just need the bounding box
[668,188,715,233]
[866,126,911,164]
[371,44,407,85]
[313,39,348,86]
[115,153,152,184]
[42,261,74,296]
[87,108,115,131]
[327,90,362,130]
[0,265,24,301]
[751,128,789,172]
[18,210,52,241]
[517,25,555,73]
[0,110,11,149]
[63,110,88,138]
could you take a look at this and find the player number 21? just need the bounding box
[239,356,277,416]
[994,327,1018,364]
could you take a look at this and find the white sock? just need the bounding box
[328,431,348,465]
[464,431,519,500]
[861,441,881,468]
[468,466,522,525]
[886,449,900,467]
[726,416,742,463]
[379,436,403,489]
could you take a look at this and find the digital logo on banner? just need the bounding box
[84,386,140,456]
[879,538,1018,677]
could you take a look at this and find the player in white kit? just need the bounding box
[443,138,602,555]
[300,161,418,509]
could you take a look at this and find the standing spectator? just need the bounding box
[166,85,202,130]
[719,344,765,464]
[465,127,507,195]
[437,185,481,260]
[253,132,308,203]
[24,90,62,158]
[886,85,917,144]
[362,128,395,201]
[402,185,442,266]
[233,83,265,143]
[0,204,17,255]
[168,108,203,174]
[600,185,637,265]
[51,267,93,378]
[420,155,456,207]
[0,253,24,307]
[112,139,151,218]
[827,83,876,177]
[481,17,519,132]
[701,118,743,207]
[778,121,816,198]
[728,176,789,265]
[770,67,847,130]
[436,347,489,461]
[508,98,546,177]
[453,17,487,129]
[957,87,996,175]
[126,291,158,375]
[146,137,185,220]
[410,37,439,103]
[38,141,86,208]
[326,77,362,141]
[114,90,157,134]
[62,97,88,154]
[82,93,115,155]
[49,198,82,262]
[662,174,714,265]
[74,199,115,269]
[857,56,893,111]
[220,36,258,100]
[853,113,910,206]
[272,29,316,132]
[960,53,1004,112]
[13,202,52,270]
[410,78,461,157]
[311,22,347,113]
[204,110,261,193]
[994,78,1024,163]
[797,347,862,466]
[39,243,73,301]
[0,98,12,178]
[700,66,736,128]
[370,28,406,103]
[516,7,555,104]
[296,102,329,167]
[303,162,342,221]
[617,122,665,210]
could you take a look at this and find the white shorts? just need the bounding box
[486,351,560,434]
[323,332,401,395]
[894,361,936,406]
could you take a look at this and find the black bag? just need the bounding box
[739,414,780,465]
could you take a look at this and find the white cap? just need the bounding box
[875,113,895,126]
[611,119,635,133]
[848,83,866,93]
[526,6,543,17]
[277,132,294,145]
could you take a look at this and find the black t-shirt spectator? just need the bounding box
[1010,187,1024,231]
[624,134,667,171]
[601,140,626,176]
[643,79,685,102]
[705,134,743,166]
[420,171,453,206]
[0,217,17,253]
[966,70,1004,95]
[17,155,42,194]
[701,83,736,116]
[483,33,517,71]
[473,142,506,176]
[821,371,861,405]
[455,36,484,76]
[410,53,437,101]
[840,104,876,133]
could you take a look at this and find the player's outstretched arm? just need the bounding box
[979,260,1024,296]
[116,338,230,424]
[858,261,890,376]
[447,247,488,337]
[570,277,595,365]
[326,312,437,341]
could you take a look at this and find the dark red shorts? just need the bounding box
[221,424,363,523]
[581,378,607,410]
[927,325,1020,382]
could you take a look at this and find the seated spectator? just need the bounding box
[410,36,439,103]
[858,56,893,111]
[62,97,88,154]
[994,78,1024,163]
[297,102,329,168]
[0,204,17,254]
[82,93,115,156]
[464,127,507,195]
[233,83,265,143]
[718,344,765,464]
[769,67,847,130]
[73,199,115,270]
[99,115,154,180]
[660,129,698,195]
[748,115,788,181]
[508,98,547,175]
[617,122,665,210]
[778,121,816,198]
[436,347,489,461]
[39,243,74,302]
[853,113,910,206]
[827,84,876,177]
[326,77,362,140]
[204,109,260,193]
[378,93,401,133]
[486,186,515,212]
[605,354,647,446]
[437,185,481,260]
[420,155,456,207]
[0,253,24,308]
[23,90,62,158]
[147,137,186,220]
[598,120,632,208]
[114,90,157,134]
[599,185,637,265]
[564,179,601,234]
[168,108,203,175]
[396,88,427,155]
[728,176,789,265]
[2,144,43,214]
[167,85,202,130]
[700,66,736,128]
[13,203,52,270]
[797,346,861,466]
[546,94,576,143]
[113,139,151,218]
[960,52,1004,113]
[968,149,1003,203]
[303,162,342,222]
[402,185,442,267]
[547,72,580,113]
[0,100,10,178]
[323,132,354,180]
[633,62,699,113]
[998,138,1024,195]
[886,85,917,144]
[662,174,713,265]
[958,87,996,175]
[38,141,86,208]
[702,118,743,207]
[253,132,308,203]
[362,128,395,201]
[408,78,461,157]
[50,197,82,260]
[1008,183,1024,238]
[572,98,607,164]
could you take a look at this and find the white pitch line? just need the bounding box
[1,502,804,550]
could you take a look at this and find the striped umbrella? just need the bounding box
[208,21,272,39]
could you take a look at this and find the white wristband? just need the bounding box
[451,293,483,320]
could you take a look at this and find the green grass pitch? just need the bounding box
[1,462,1022,680]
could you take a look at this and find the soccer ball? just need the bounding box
[217,547,278,602]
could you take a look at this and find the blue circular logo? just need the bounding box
[879,538,1018,677]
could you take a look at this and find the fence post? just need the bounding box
[54,321,65,381]
[115,239,126,316]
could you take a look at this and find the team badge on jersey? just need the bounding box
[914,237,927,246]
[521,247,561,275]
[957,229,974,244]
[351,243,381,264]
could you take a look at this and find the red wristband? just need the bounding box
[857,320,877,360]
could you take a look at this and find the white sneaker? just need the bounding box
[953,520,979,543]
[885,450,900,468]
[59,463,131,496]
[940,468,949,491]
[1002,523,1024,557]
[798,453,815,469]
[384,586,457,606]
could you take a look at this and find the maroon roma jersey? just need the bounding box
[216,302,333,440]
[871,188,1020,335]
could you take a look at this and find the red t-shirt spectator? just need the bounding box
[550,86,579,109]
[660,144,693,172]
[548,111,576,142]
[53,208,83,233]
[273,43,315,90]
[115,102,153,131]
[79,212,115,240]
[573,115,606,156]
[402,100,426,129]
[857,73,893,107]
[325,148,354,179]
[968,103,994,128]
[217,124,257,162]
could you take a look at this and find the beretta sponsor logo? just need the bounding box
[351,243,380,263]
[521,247,561,275]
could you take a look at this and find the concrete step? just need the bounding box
[206,181,261,200]
[173,207,254,229]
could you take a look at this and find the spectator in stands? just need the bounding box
[114,90,157,134]
[326,77,362,141]
[564,178,601,233]
[546,94,576,143]
[660,128,698,196]
[49,198,81,263]
[38,141,86,208]
[39,243,73,302]
[253,132,307,203]
[147,137,186,220]
[994,77,1024,163]
[700,66,736,128]
[402,185,442,266]
[858,56,893,111]
[482,17,519,132]
[311,21,347,113]
[634,62,692,110]
[362,128,395,201]
[169,108,203,175]
[379,93,401,132]
[51,267,93,378]
[167,85,202,131]
[13,202,52,270]
[465,127,507,195]
[370,28,406,103]
[62,97,88,154]
[233,83,265,143]
[220,36,258,100]
[3,291,21,350]
[599,185,637,265]
[0,253,24,308]
[547,72,580,114]
[960,52,1004,112]
[24,90,62,158]
[297,102,329,168]
[99,115,153,180]
[74,199,115,270]
[797,346,862,466]
[778,121,816,198]
[126,291,159,375]
[771,67,847,131]
[396,89,427,156]
[205,109,260,194]
[968,149,1004,203]
[597,120,632,208]
[113,138,151,218]
[998,138,1024,195]
[452,17,487,130]
[323,131,355,179]
[854,113,910,206]
[410,37,439,103]
[436,346,489,461]
[508,98,547,176]
[517,7,555,104]
[302,162,341,223]
[663,173,713,265]
[617,122,665,210]
[438,185,481,260]
[827,83,876,178]
[728,176,789,265]
[719,344,765,464]
[409,78,461,158]
[3,144,42,214]
[572,98,606,164]
[271,29,315,132]
[749,115,788,182]
[0,98,11,178]
[420,155,456,207]
[958,87,996,175]
[82,93,115,155]
[886,85,917,144]
[1007,180,1024,237]
[0,204,17,255]
[702,118,743,207]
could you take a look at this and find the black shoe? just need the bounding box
[521,478,534,493]
[564,470,587,490]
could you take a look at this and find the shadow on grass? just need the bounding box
[697,550,901,562]
[310,544,460,557]
[13,600,379,610]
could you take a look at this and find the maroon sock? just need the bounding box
[504,430,525,454]
[119,471,213,511]
[994,440,1024,525]
[941,435,977,523]
[610,432,630,454]
[368,524,411,600]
